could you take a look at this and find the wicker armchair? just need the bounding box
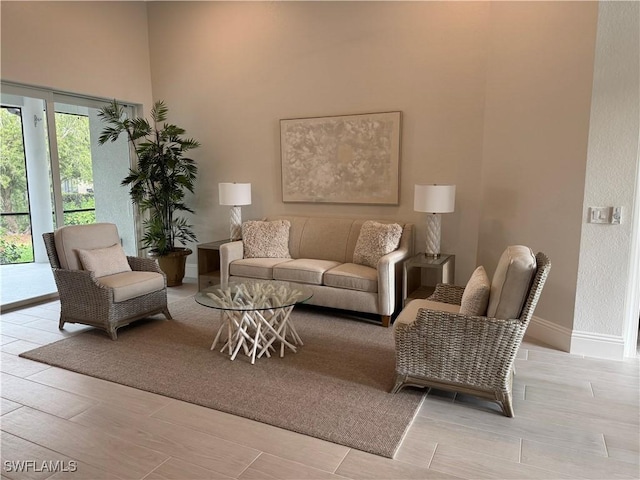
[43,223,172,340]
[392,251,550,417]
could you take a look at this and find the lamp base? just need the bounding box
[425,213,441,257]
[229,206,242,241]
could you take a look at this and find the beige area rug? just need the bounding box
[20,297,424,458]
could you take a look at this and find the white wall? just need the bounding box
[479,2,598,335]
[146,1,492,285]
[147,1,602,339]
[0,1,153,112]
[572,1,640,359]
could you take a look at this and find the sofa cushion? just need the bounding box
[487,246,537,319]
[242,220,291,259]
[353,221,402,268]
[77,243,132,278]
[273,259,341,285]
[96,271,165,303]
[460,266,490,316]
[394,298,461,327]
[324,263,378,293]
[54,223,121,270]
[230,258,292,280]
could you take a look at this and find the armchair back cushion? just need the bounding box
[487,245,536,319]
[54,223,121,270]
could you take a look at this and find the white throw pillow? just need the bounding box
[242,220,292,259]
[76,243,132,277]
[460,266,491,316]
[353,221,403,268]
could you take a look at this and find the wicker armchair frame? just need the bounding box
[392,252,551,417]
[43,232,172,340]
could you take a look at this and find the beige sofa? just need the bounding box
[219,215,414,327]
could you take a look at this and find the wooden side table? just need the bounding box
[197,240,230,291]
[402,253,455,305]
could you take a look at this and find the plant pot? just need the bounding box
[151,248,192,287]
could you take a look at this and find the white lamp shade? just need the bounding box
[414,184,456,213]
[219,183,252,206]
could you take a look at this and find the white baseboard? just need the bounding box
[525,316,626,361]
[525,315,572,352]
[569,330,626,361]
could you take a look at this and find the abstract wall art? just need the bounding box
[280,111,401,204]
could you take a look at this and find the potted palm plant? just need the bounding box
[98,100,199,286]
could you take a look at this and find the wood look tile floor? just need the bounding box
[1,279,638,480]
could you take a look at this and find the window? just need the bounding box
[0,82,138,307]
[0,106,32,264]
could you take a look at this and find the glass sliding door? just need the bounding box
[0,93,56,306]
[53,101,136,255]
[0,104,36,264]
[0,83,138,308]
[55,108,97,227]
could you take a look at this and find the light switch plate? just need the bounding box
[588,206,622,224]
[589,207,610,224]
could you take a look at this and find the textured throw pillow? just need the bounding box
[460,266,491,316]
[242,220,292,259]
[76,243,132,277]
[353,221,403,268]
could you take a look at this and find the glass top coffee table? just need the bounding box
[195,280,313,364]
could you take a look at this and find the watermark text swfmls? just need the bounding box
[3,460,78,473]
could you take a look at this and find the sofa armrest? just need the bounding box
[220,241,244,284]
[377,244,412,316]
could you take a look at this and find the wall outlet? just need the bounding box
[611,206,622,224]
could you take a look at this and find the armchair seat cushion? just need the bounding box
[97,271,165,303]
[273,259,341,285]
[394,298,461,327]
[324,263,378,293]
[230,258,292,280]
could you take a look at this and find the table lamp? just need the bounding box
[414,184,456,257]
[219,182,251,241]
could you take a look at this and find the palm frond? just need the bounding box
[98,100,201,252]
[151,101,168,124]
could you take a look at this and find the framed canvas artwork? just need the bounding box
[280,111,401,204]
